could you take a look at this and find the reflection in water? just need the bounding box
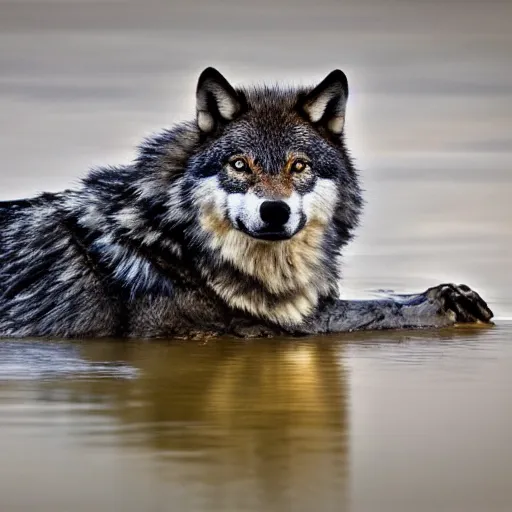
[0,337,349,511]
[0,327,504,512]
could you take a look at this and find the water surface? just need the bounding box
[1,326,511,512]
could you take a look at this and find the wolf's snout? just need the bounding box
[234,198,298,241]
[260,201,291,227]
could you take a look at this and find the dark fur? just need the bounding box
[0,69,493,338]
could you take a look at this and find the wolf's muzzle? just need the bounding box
[237,217,293,241]
[259,200,291,228]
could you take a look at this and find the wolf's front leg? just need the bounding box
[301,284,494,334]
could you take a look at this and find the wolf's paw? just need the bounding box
[426,283,494,324]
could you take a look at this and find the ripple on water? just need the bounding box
[0,341,138,381]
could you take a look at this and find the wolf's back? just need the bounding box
[0,196,118,337]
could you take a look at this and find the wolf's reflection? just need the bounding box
[39,337,350,511]
[0,328,494,511]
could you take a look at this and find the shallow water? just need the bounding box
[1,0,511,511]
[0,325,511,512]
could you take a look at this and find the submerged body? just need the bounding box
[0,68,493,338]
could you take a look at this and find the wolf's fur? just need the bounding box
[0,68,493,338]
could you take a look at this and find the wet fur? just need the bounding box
[0,78,361,338]
[0,70,493,338]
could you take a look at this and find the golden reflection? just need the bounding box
[0,327,499,511]
[27,337,350,509]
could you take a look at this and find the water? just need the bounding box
[0,327,511,512]
[0,0,511,510]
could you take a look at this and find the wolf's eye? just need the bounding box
[291,159,309,173]
[230,157,250,173]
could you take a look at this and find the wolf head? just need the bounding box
[190,67,355,243]
[129,68,362,325]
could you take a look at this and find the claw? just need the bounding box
[429,283,494,325]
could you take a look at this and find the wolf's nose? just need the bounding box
[260,201,291,227]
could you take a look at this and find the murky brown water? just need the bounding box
[1,326,511,512]
[1,0,511,510]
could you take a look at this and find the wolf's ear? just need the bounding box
[298,69,349,135]
[196,67,245,134]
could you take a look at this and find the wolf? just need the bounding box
[0,67,493,338]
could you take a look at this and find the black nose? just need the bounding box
[260,201,291,227]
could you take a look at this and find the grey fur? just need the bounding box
[0,69,493,339]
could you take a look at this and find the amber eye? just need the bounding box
[230,157,250,173]
[291,159,309,173]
